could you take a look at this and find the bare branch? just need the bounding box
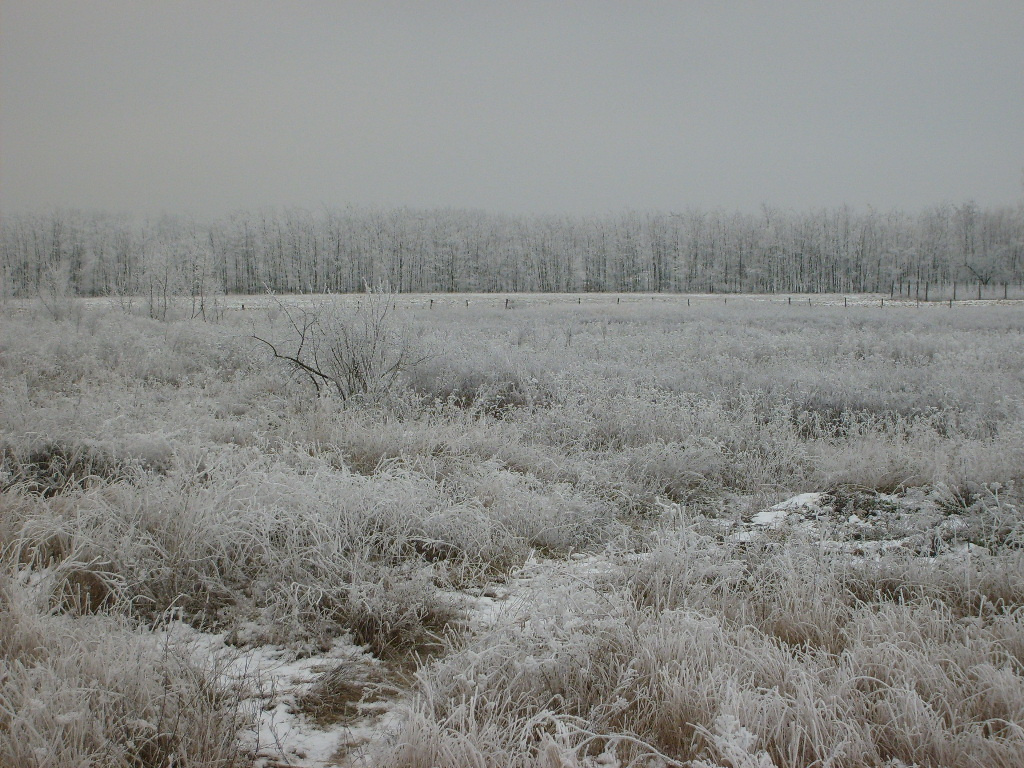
[253,287,428,403]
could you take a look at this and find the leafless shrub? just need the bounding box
[253,288,430,402]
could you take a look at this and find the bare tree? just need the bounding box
[4,203,1024,299]
[37,260,74,321]
[252,287,429,402]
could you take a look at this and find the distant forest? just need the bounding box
[1,203,1022,303]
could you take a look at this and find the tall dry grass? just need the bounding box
[0,571,248,768]
[387,533,1024,767]
[2,296,1023,766]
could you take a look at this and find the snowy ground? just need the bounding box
[162,621,400,767]
[159,487,1003,767]
[27,290,1024,317]
[151,548,629,767]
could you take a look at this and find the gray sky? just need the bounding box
[2,0,1022,217]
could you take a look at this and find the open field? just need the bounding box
[25,289,1024,315]
[3,293,1024,767]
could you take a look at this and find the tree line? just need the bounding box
[1,203,1021,310]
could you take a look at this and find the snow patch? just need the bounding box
[161,622,397,768]
[772,492,826,511]
[750,508,790,527]
[751,492,828,526]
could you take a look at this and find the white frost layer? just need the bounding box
[750,508,790,526]
[751,492,827,526]
[162,622,392,768]
[773,492,826,510]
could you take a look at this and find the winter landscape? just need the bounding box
[3,287,1024,767]
[3,2,1024,766]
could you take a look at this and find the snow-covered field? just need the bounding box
[3,295,1024,767]
[44,289,1024,315]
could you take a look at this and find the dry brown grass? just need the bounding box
[2,297,1023,766]
[0,572,249,768]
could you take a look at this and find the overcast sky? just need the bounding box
[2,1,1022,217]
